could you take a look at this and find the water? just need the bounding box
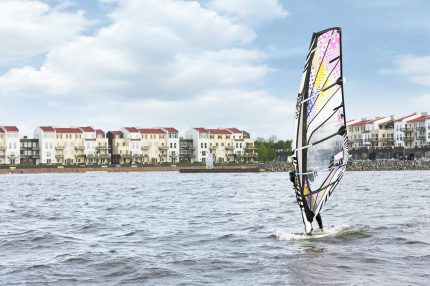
[0,171,429,285]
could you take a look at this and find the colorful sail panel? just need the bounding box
[292,27,348,233]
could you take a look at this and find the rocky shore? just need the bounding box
[1,160,429,175]
[261,160,430,172]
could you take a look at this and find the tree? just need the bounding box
[257,144,268,162]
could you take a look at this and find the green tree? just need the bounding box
[257,144,268,162]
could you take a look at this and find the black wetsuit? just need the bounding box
[290,171,324,231]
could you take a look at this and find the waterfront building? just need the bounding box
[107,131,131,165]
[346,119,362,149]
[34,126,56,164]
[370,116,395,148]
[0,128,5,164]
[242,130,258,163]
[405,115,428,148]
[139,128,167,164]
[79,127,97,165]
[179,138,194,163]
[55,128,84,165]
[426,116,430,146]
[393,113,421,147]
[208,128,232,163]
[162,128,179,163]
[95,130,110,165]
[121,127,143,164]
[185,128,210,163]
[1,126,20,165]
[20,136,40,165]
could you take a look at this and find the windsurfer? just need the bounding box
[289,171,324,233]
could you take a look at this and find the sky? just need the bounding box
[0,0,429,139]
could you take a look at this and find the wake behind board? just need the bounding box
[274,225,362,241]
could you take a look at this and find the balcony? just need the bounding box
[141,145,150,150]
[75,146,84,150]
[404,137,414,142]
[225,146,233,150]
[96,146,108,150]
[210,146,216,150]
[55,146,64,150]
[159,146,168,150]
[245,146,257,151]
[404,128,413,133]
[55,154,64,159]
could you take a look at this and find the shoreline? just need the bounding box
[1,160,430,175]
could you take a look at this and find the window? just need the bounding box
[201,143,203,148]
[204,143,207,148]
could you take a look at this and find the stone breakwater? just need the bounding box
[261,160,430,172]
[1,161,429,175]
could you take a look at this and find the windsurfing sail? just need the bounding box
[206,154,214,169]
[291,27,348,234]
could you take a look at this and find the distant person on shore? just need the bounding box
[289,171,323,233]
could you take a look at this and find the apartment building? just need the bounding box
[426,116,430,146]
[1,126,20,165]
[163,128,179,163]
[393,113,421,147]
[79,127,97,164]
[20,136,39,165]
[95,130,110,165]
[121,127,143,164]
[405,115,428,148]
[179,138,194,163]
[107,131,131,165]
[370,116,395,148]
[138,128,166,164]
[0,128,5,164]
[243,130,257,163]
[34,126,56,164]
[55,128,84,165]
[207,129,232,163]
[186,128,210,163]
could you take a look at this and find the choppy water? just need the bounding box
[0,171,429,285]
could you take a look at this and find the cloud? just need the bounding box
[380,54,430,87]
[208,0,288,23]
[0,0,89,65]
[0,0,290,138]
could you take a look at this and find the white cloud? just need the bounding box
[0,0,88,65]
[208,0,288,23]
[0,0,290,138]
[381,54,430,87]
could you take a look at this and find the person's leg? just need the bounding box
[315,213,323,230]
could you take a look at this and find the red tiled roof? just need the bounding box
[350,120,373,127]
[194,127,208,133]
[208,129,231,135]
[0,128,4,133]
[111,131,123,136]
[425,115,430,120]
[55,127,82,133]
[227,128,242,133]
[163,127,178,133]
[40,126,55,132]
[139,128,166,134]
[407,115,427,122]
[96,129,104,135]
[80,126,95,132]
[2,126,19,132]
[124,127,139,133]
[394,114,417,122]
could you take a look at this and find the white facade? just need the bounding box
[186,128,209,162]
[80,127,97,157]
[163,128,179,163]
[2,127,20,165]
[394,113,421,147]
[34,126,56,164]
[121,127,142,156]
[426,116,430,146]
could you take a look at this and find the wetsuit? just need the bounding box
[290,171,324,231]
